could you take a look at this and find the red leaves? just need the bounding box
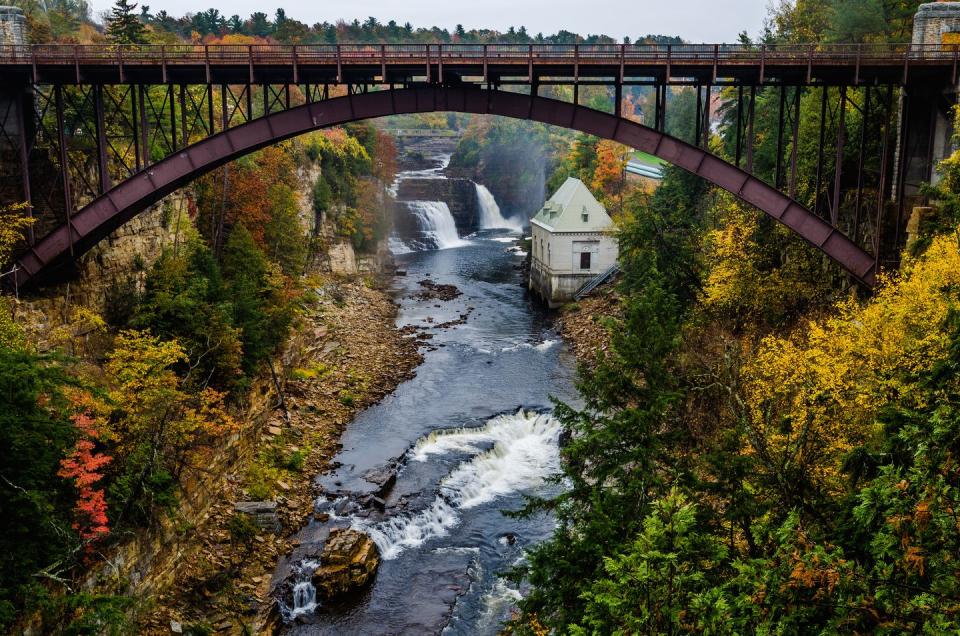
[58,412,112,543]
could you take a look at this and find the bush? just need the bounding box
[227,513,259,545]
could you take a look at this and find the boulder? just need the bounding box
[362,465,398,497]
[311,529,380,599]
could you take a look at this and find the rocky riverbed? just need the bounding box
[136,276,424,634]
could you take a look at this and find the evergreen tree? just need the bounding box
[106,0,146,44]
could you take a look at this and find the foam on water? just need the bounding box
[405,200,469,250]
[355,411,561,559]
[499,339,560,353]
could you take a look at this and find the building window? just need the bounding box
[580,251,591,270]
[582,213,589,223]
[548,244,551,265]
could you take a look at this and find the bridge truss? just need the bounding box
[1,43,957,288]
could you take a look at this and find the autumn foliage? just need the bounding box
[58,412,111,543]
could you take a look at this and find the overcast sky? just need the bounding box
[89,0,770,43]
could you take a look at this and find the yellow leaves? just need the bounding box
[0,202,35,266]
[743,232,960,494]
[105,330,234,459]
[700,194,823,328]
[106,330,186,400]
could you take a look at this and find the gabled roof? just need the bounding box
[531,177,613,233]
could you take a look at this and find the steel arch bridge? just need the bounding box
[2,43,958,289]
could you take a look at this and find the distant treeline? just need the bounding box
[9,0,684,45]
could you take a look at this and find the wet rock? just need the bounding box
[414,279,462,301]
[311,529,380,599]
[333,498,351,516]
[362,465,398,496]
[359,494,387,511]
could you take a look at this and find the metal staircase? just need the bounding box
[573,264,620,300]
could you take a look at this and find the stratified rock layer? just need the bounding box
[312,528,380,599]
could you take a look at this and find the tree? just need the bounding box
[0,347,81,629]
[104,330,236,529]
[106,0,146,44]
[58,412,111,544]
[248,11,271,37]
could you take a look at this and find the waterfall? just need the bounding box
[354,410,561,560]
[404,200,468,251]
[285,559,320,619]
[475,183,522,231]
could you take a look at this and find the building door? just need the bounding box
[580,251,591,270]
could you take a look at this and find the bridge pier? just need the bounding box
[0,7,33,242]
[880,2,960,263]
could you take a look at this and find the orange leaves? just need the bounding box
[590,139,629,202]
[58,412,112,543]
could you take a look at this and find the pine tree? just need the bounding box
[106,0,146,44]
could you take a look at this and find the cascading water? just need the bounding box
[284,559,320,619]
[280,145,578,635]
[353,410,562,560]
[474,183,523,231]
[404,200,468,251]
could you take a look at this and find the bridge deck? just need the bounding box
[1,43,956,85]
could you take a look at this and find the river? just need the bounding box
[278,152,578,635]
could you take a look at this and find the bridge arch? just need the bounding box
[12,86,877,289]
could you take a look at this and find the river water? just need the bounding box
[279,154,578,635]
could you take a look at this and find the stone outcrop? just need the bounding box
[311,529,380,599]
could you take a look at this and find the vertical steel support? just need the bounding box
[207,84,214,134]
[15,89,33,244]
[93,84,110,194]
[775,84,786,188]
[735,85,743,167]
[336,44,342,83]
[702,84,711,147]
[695,83,703,145]
[53,84,74,255]
[615,82,622,119]
[131,84,141,172]
[853,86,870,243]
[831,85,847,225]
[745,84,756,173]
[893,87,911,255]
[178,84,188,144]
[814,85,828,216]
[483,44,488,84]
[293,45,300,84]
[245,85,252,121]
[875,85,894,269]
[220,84,228,130]
[262,83,269,116]
[138,84,150,168]
[168,83,177,151]
[789,85,801,198]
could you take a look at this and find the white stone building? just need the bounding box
[529,177,618,307]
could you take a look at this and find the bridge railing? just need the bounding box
[1,42,958,67]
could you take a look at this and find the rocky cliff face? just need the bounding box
[20,194,185,320]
